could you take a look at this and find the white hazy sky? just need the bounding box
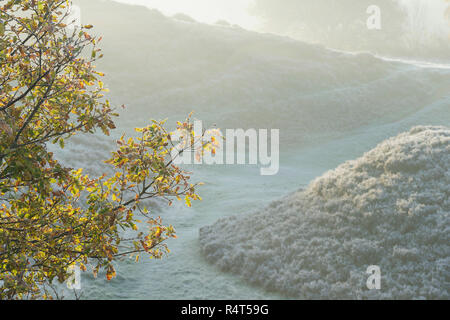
[108,0,448,33]
[110,0,259,29]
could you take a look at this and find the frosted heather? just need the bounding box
[199,126,450,299]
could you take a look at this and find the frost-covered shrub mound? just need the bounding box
[199,126,450,299]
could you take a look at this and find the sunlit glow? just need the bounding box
[111,0,259,29]
[397,0,449,37]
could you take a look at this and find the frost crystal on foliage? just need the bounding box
[199,126,450,299]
